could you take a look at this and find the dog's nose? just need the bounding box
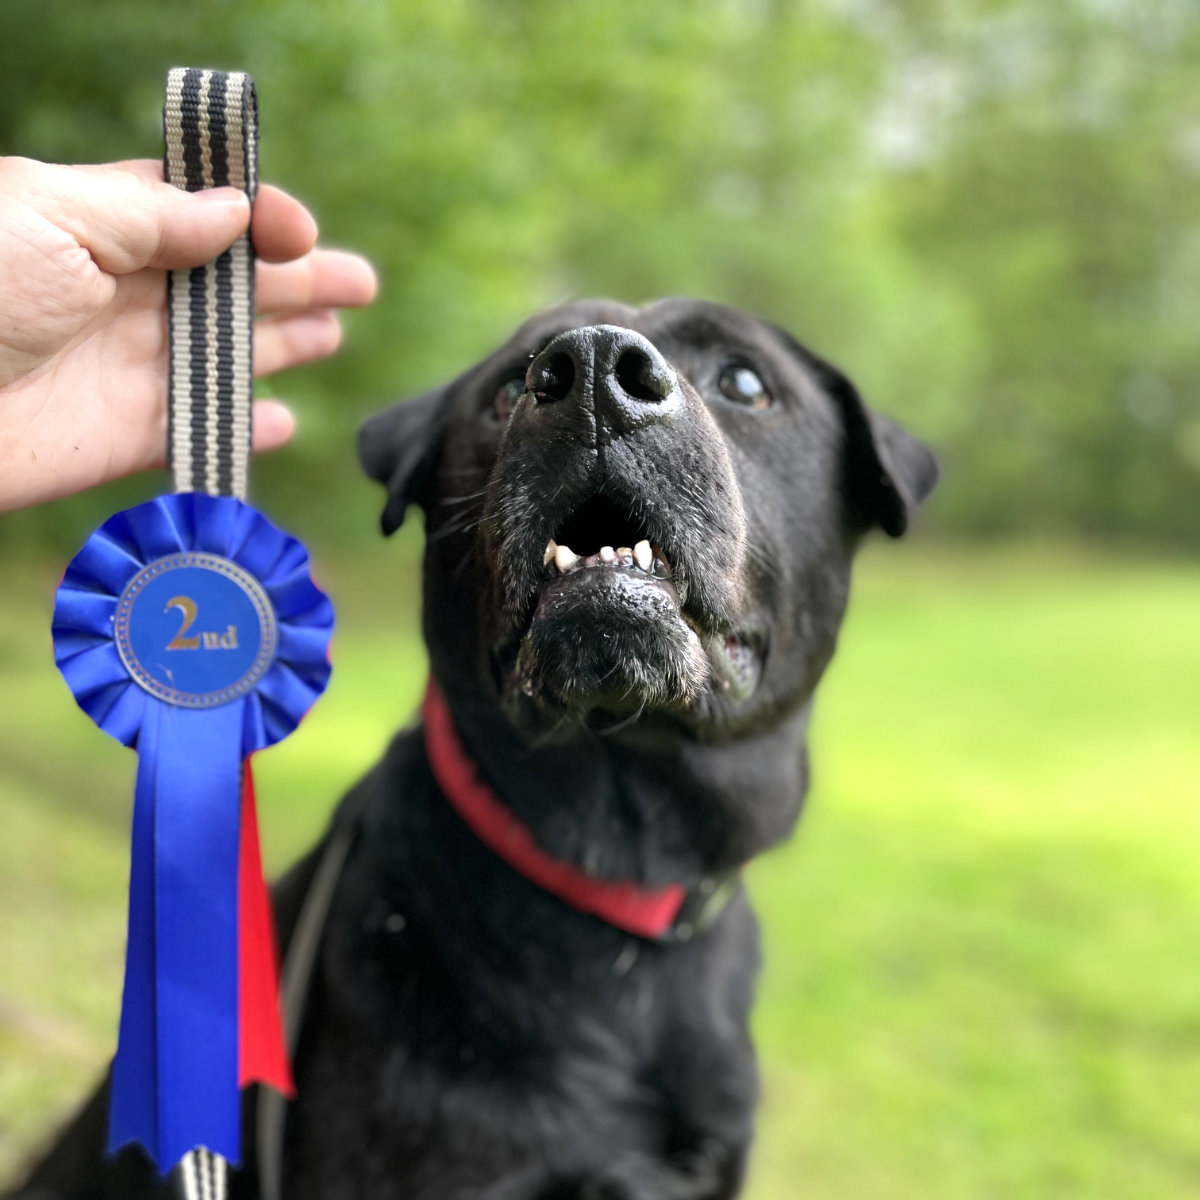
[526,325,681,441]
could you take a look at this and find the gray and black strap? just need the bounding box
[161,65,258,1200]
[175,1146,228,1200]
[163,66,258,500]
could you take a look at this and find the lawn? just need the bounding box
[1,538,1197,1197]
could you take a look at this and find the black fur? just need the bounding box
[14,299,936,1200]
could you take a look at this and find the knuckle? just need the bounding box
[135,176,177,265]
[0,156,46,200]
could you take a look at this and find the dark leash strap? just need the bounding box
[255,821,358,1200]
[164,66,258,500]
[161,65,258,1200]
[658,870,741,944]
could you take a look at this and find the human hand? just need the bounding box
[0,157,377,512]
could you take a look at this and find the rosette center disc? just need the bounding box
[115,553,278,708]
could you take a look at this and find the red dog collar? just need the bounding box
[423,680,737,941]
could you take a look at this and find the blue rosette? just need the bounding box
[51,493,333,1168]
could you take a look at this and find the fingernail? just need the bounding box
[194,186,247,204]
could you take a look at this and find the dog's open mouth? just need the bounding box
[542,495,674,585]
[498,493,760,715]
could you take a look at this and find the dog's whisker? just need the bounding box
[595,702,646,736]
[745,540,781,583]
[428,514,486,543]
[451,547,478,580]
[528,711,575,749]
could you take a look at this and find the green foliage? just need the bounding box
[2,0,1199,549]
[3,543,1198,1193]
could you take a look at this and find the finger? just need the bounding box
[103,167,320,265]
[256,250,378,314]
[251,185,319,263]
[46,162,322,270]
[254,309,341,376]
[30,159,252,273]
[251,400,296,452]
[108,158,165,181]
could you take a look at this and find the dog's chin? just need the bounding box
[508,567,710,719]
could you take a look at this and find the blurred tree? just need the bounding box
[885,0,1200,541]
[1,0,1197,550]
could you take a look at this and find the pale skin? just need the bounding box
[0,156,378,512]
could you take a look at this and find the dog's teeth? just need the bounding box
[633,541,652,572]
[600,546,615,563]
[555,544,579,571]
[544,539,558,567]
[616,546,632,562]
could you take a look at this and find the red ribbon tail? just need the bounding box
[238,759,295,1098]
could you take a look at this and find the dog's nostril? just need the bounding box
[528,351,576,404]
[614,348,672,404]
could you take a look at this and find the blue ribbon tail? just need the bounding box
[109,699,246,1169]
[109,701,161,1159]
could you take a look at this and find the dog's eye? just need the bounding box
[493,376,525,422]
[717,364,770,410]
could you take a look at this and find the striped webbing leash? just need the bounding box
[162,66,257,1200]
[177,1146,228,1200]
[164,66,258,501]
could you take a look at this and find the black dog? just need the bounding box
[18,299,936,1200]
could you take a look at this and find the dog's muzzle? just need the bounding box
[484,324,751,716]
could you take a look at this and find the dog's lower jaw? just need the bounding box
[505,567,710,718]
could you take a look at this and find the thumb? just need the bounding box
[26,159,251,275]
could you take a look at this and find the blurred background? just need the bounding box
[1,0,1198,1195]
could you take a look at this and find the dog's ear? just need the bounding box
[358,385,453,535]
[773,327,939,537]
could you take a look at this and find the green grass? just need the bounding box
[1,541,1197,1197]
